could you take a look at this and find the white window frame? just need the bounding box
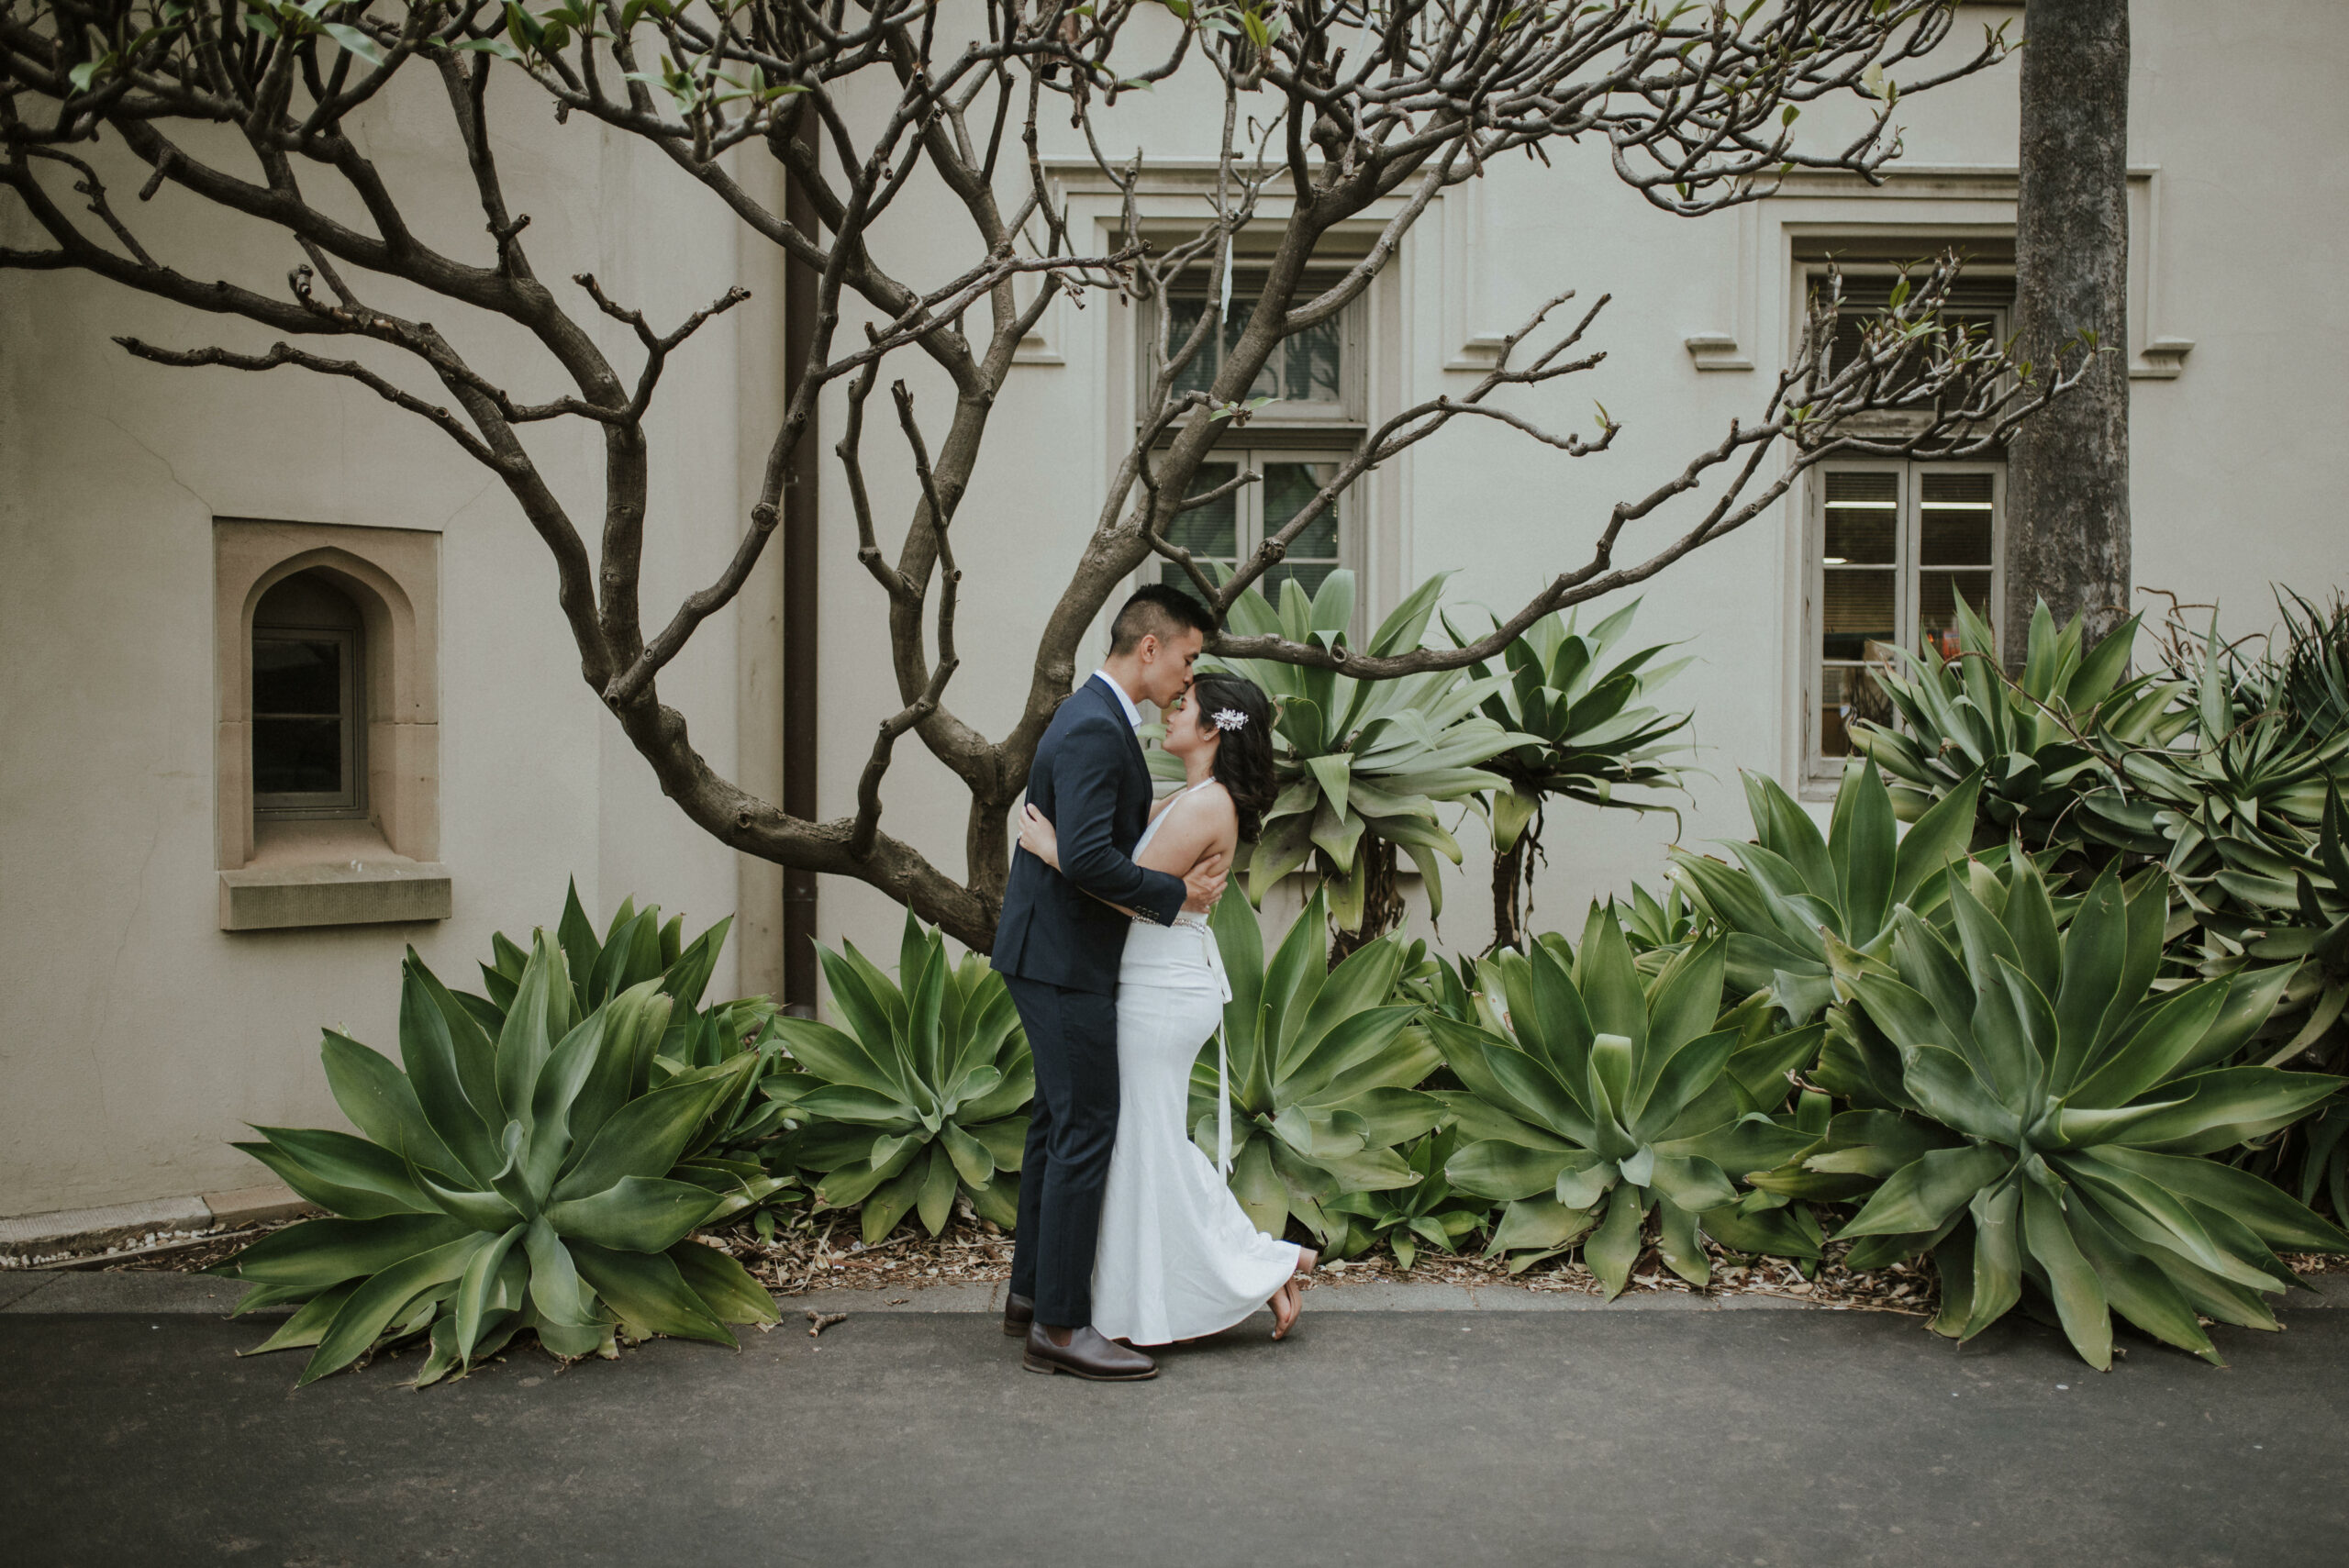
[1802,458,2006,788]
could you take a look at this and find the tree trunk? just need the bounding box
[1491,835,1530,955]
[2004,0,2132,667]
[1488,806,1546,955]
[1327,837,1403,965]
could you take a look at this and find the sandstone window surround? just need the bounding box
[214,517,449,931]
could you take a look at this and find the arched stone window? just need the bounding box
[214,519,447,930]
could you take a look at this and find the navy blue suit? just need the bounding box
[994,674,1186,1326]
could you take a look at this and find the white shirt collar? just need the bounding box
[1090,669,1142,729]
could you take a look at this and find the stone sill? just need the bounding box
[219,858,451,930]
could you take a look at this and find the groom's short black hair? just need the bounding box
[1109,583,1218,653]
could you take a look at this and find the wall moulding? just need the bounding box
[212,517,449,931]
[1685,165,2191,381]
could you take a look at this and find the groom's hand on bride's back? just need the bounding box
[1182,851,1230,914]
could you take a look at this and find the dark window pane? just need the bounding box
[254,717,343,795]
[1823,470,1900,571]
[1165,296,1219,397]
[1169,290,1345,407]
[1821,568,1896,661]
[1824,470,1900,507]
[1920,471,1994,506]
[1920,511,1993,566]
[253,638,341,716]
[1819,663,1895,758]
[1920,470,1995,567]
[1263,462,1340,561]
[1276,317,1344,405]
[1819,665,1852,757]
[1169,462,1241,561]
[1919,570,1994,651]
[1824,508,1897,565]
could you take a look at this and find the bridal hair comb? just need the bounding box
[1211,707,1250,733]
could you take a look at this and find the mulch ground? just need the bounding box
[10,1206,2342,1320]
[697,1206,1943,1315]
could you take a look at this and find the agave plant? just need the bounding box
[464,881,735,1033]
[1796,855,2343,1368]
[1670,760,1985,1022]
[2204,785,2349,1218]
[470,884,793,1208]
[1323,1127,1494,1269]
[767,914,1032,1244]
[1441,600,1693,950]
[215,936,781,1385]
[1201,570,1519,943]
[2273,589,2349,739]
[1191,887,1446,1246]
[2087,613,2349,1054]
[1854,598,2176,841]
[1611,881,1709,974]
[1428,910,1823,1294]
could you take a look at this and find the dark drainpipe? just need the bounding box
[781,122,820,1017]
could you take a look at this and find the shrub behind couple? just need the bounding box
[992,585,1320,1380]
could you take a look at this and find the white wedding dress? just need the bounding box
[1091,783,1302,1346]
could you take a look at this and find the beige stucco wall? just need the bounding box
[4,2,2345,1215]
[806,0,2349,966]
[0,72,777,1215]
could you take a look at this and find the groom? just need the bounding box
[993,584,1227,1380]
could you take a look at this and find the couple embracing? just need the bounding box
[991,585,1322,1380]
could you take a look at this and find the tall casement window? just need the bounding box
[1807,462,2003,771]
[1797,250,2013,786]
[1140,250,1367,615]
[251,570,366,818]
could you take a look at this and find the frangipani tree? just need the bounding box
[0,0,2074,951]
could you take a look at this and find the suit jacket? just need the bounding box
[992,675,1189,994]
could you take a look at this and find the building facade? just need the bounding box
[4,1,2344,1217]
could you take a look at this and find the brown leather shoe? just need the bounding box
[1002,1293,1034,1338]
[1023,1323,1157,1380]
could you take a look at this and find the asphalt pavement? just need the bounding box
[5,1272,2344,1567]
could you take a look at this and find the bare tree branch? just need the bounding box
[0,0,2026,949]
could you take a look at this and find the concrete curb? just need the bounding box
[0,1184,313,1258]
[12,1266,2346,1318]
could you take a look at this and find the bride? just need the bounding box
[1016,671,1320,1344]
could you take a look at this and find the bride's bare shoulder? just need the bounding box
[1181,780,1240,828]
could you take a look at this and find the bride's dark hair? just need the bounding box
[1189,673,1276,841]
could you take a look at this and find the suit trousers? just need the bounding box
[1002,973,1120,1328]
